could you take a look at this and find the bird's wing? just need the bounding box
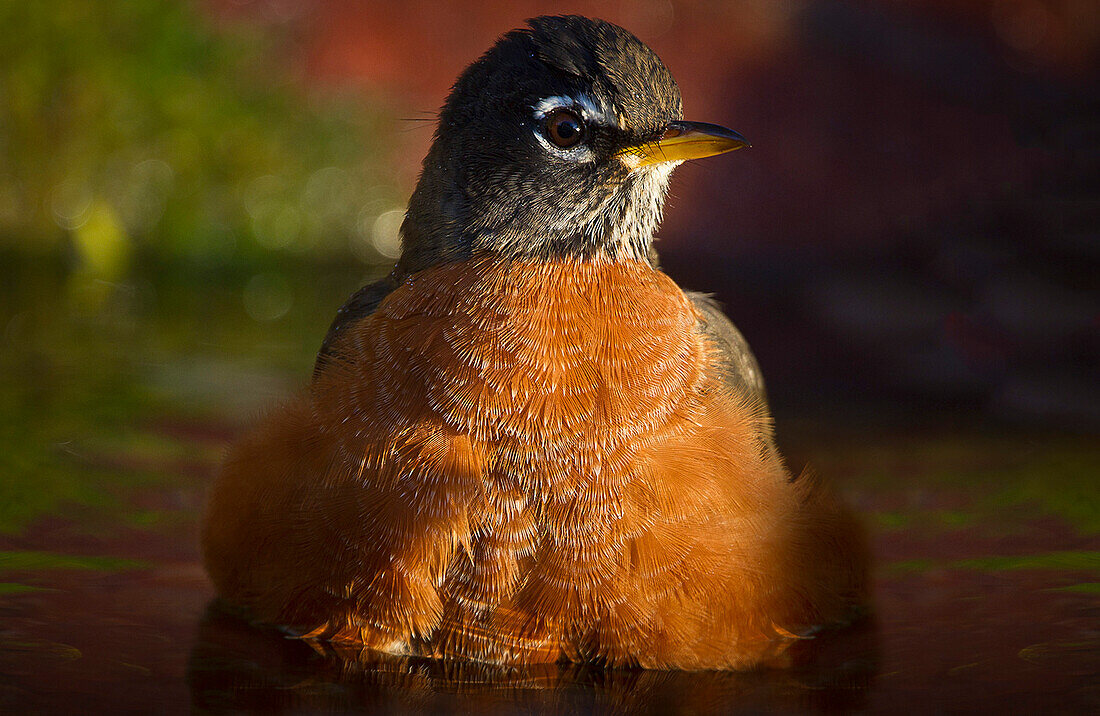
[687,292,769,407]
[688,291,783,466]
[314,276,396,377]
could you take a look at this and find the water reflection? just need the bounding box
[188,603,878,714]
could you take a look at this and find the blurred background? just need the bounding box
[1,1,1097,712]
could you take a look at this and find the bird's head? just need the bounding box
[399,15,747,271]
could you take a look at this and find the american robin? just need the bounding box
[203,15,867,670]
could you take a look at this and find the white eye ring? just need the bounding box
[531,94,604,160]
[532,94,602,121]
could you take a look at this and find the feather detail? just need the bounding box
[202,255,865,669]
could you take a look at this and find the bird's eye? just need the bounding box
[544,108,585,149]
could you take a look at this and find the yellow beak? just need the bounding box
[617,121,749,168]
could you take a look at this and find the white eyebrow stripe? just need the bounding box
[531,94,608,125]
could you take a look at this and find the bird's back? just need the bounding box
[203,256,865,669]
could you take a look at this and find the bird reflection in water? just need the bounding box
[188,602,878,714]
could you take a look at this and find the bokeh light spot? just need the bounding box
[50,179,94,231]
[370,208,404,259]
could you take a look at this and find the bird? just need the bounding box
[202,15,867,671]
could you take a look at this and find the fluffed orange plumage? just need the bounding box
[203,256,866,670]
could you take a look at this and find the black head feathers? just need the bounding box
[397,16,735,271]
[523,15,682,136]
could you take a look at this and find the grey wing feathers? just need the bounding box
[688,292,769,407]
[313,276,396,378]
[688,292,783,466]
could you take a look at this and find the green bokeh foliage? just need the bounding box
[0,0,398,265]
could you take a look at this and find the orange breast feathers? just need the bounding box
[202,256,866,670]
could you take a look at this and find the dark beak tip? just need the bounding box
[679,121,749,148]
